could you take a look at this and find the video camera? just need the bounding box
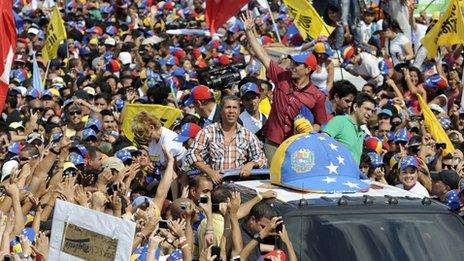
[197,62,246,90]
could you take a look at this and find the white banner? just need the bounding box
[49,200,136,261]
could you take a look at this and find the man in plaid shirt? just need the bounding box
[185,95,267,184]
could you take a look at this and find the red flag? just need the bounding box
[206,0,249,34]
[0,0,17,112]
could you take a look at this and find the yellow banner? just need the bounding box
[416,94,454,156]
[283,0,335,39]
[42,6,67,62]
[421,0,464,59]
[121,104,183,143]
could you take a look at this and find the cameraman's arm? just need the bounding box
[241,12,271,69]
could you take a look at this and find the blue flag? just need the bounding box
[32,54,44,92]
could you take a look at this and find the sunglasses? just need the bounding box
[19,154,39,161]
[68,110,82,116]
[32,107,45,113]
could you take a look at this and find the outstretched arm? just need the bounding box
[241,11,271,69]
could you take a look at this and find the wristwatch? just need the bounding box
[253,233,263,243]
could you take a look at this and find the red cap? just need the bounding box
[218,54,230,66]
[305,54,318,71]
[185,85,213,106]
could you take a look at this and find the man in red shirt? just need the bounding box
[241,12,329,163]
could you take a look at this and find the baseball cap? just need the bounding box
[394,128,410,143]
[85,118,102,132]
[104,37,116,46]
[1,160,19,182]
[174,123,202,143]
[41,90,53,100]
[313,41,334,57]
[132,196,152,208]
[118,51,132,65]
[26,132,44,144]
[341,45,355,64]
[400,156,418,171]
[70,144,89,158]
[377,108,393,117]
[27,27,39,35]
[68,152,85,166]
[115,150,132,163]
[431,170,460,189]
[102,157,125,172]
[367,152,384,167]
[184,85,213,106]
[8,142,21,155]
[240,82,260,96]
[82,128,97,141]
[63,162,77,171]
[9,122,24,130]
[26,88,40,99]
[289,51,317,71]
[429,104,445,114]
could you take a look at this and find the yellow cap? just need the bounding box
[89,37,99,45]
[432,11,441,21]
[49,88,60,97]
[63,162,77,171]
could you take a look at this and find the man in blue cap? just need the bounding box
[239,82,267,136]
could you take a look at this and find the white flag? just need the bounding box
[256,0,270,9]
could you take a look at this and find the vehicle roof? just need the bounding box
[230,180,451,213]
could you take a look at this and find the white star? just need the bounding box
[329,143,338,151]
[326,162,339,174]
[336,155,345,165]
[318,136,326,141]
[343,181,360,189]
[322,176,337,184]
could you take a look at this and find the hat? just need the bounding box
[70,144,89,158]
[184,85,213,106]
[377,108,393,117]
[429,104,445,114]
[12,86,27,96]
[86,26,103,35]
[289,52,317,71]
[364,137,384,154]
[63,162,77,171]
[341,45,355,64]
[432,11,441,21]
[104,37,116,46]
[400,156,418,171]
[68,152,85,166]
[438,117,451,130]
[270,133,369,193]
[74,89,91,101]
[83,86,96,96]
[9,122,24,130]
[82,128,97,141]
[85,118,102,132]
[1,160,19,181]
[431,170,460,189]
[26,132,44,144]
[27,27,39,35]
[102,157,125,172]
[313,41,334,57]
[367,152,384,167]
[89,37,99,45]
[118,52,132,65]
[394,128,410,143]
[406,135,422,148]
[8,142,21,155]
[240,82,260,96]
[132,196,152,208]
[51,76,66,89]
[26,88,40,99]
[174,123,202,143]
[115,150,132,163]
[424,74,448,90]
[41,90,53,99]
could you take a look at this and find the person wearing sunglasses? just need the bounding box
[65,104,84,136]
[17,144,40,166]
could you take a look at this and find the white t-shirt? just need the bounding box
[387,33,410,66]
[412,23,427,53]
[148,127,186,167]
[359,21,377,44]
[353,52,383,86]
[396,182,430,197]
[239,110,265,134]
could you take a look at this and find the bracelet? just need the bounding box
[50,148,60,155]
[256,193,263,201]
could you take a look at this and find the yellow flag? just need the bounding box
[121,104,183,143]
[416,94,454,156]
[421,0,464,59]
[282,0,335,39]
[42,6,67,62]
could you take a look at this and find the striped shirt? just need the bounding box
[185,122,267,171]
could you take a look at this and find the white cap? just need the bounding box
[104,37,116,46]
[83,86,96,96]
[13,86,27,96]
[1,160,19,182]
[118,52,132,65]
[27,27,39,35]
[429,103,445,114]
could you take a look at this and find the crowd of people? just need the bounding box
[1,0,464,260]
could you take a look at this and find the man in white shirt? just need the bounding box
[239,82,267,135]
[396,156,430,197]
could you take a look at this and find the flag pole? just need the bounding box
[266,4,282,43]
[42,60,50,87]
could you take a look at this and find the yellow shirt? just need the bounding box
[198,214,224,254]
[259,97,272,117]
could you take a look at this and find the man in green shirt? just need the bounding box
[323,93,376,164]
